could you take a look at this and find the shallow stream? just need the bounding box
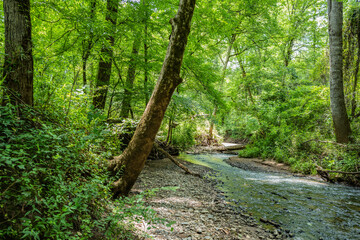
[179,153,360,240]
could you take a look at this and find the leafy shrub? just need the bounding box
[0,104,164,239]
[171,122,196,150]
[233,83,360,183]
[236,84,332,171]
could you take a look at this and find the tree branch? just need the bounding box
[153,142,201,178]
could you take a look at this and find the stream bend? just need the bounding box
[179,153,360,240]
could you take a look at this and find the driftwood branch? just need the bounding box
[153,143,201,178]
[313,161,360,183]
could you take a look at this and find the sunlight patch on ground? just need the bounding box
[150,197,203,207]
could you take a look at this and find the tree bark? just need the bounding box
[108,0,196,197]
[120,38,140,118]
[2,0,33,107]
[93,0,118,110]
[328,0,352,143]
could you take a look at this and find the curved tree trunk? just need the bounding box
[108,0,196,197]
[93,0,118,110]
[328,0,352,143]
[2,0,33,107]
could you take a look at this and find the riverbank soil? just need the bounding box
[130,158,289,240]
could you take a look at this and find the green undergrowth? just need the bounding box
[227,84,360,185]
[0,104,168,239]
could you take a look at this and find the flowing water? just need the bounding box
[179,153,360,240]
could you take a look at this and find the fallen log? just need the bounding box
[224,144,246,150]
[153,143,201,178]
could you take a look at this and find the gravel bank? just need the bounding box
[130,158,289,240]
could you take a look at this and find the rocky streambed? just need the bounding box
[130,157,289,240]
[179,154,360,240]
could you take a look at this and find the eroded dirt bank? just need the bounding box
[131,157,290,240]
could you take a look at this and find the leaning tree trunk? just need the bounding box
[2,0,33,107]
[93,0,118,110]
[108,0,196,197]
[328,0,352,143]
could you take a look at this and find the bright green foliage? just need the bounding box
[0,104,166,239]
[2,2,360,238]
[236,83,330,170]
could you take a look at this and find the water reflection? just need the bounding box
[180,153,360,240]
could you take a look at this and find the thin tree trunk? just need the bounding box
[93,0,118,110]
[284,38,294,68]
[143,0,150,106]
[166,117,173,144]
[108,0,196,197]
[351,31,360,118]
[2,0,33,107]
[328,0,352,143]
[82,0,97,86]
[107,77,122,119]
[120,38,141,118]
[235,49,254,104]
[208,34,236,140]
[65,71,80,122]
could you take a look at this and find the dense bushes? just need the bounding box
[0,104,161,239]
[223,83,360,184]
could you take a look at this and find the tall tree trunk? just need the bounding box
[328,0,352,143]
[82,0,97,86]
[93,0,118,110]
[143,0,150,106]
[120,38,140,118]
[108,0,196,197]
[2,0,33,107]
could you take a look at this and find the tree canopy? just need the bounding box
[1,0,360,239]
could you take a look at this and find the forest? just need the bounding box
[1,0,360,239]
